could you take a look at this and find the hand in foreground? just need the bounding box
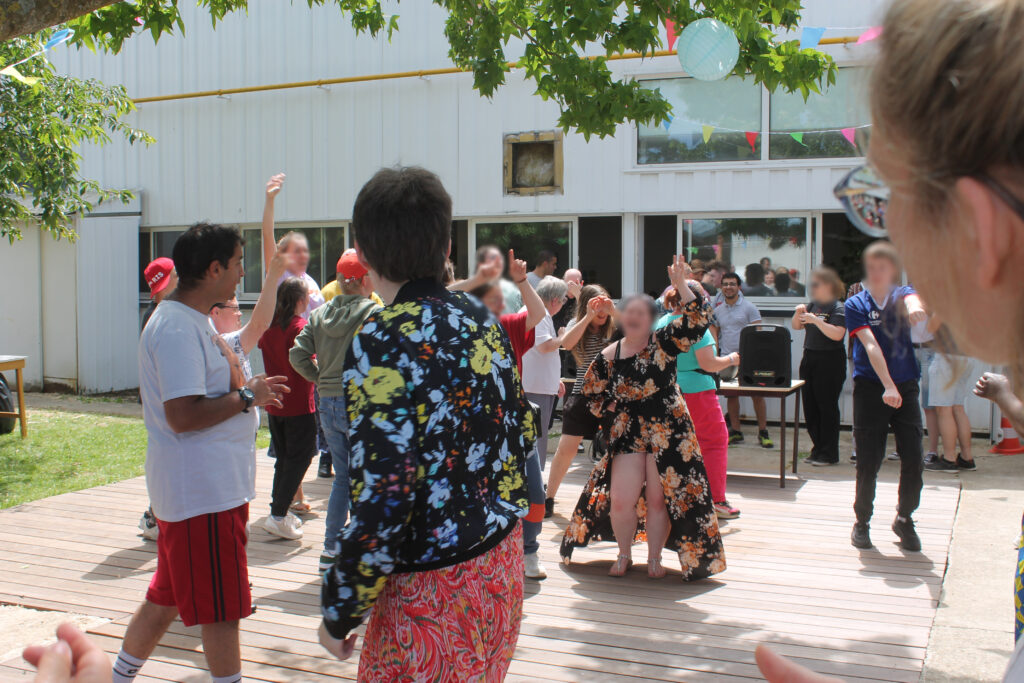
[474,256,502,283]
[794,304,807,317]
[319,623,358,661]
[801,313,820,327]
[267,242,295,278]
[906,307,927,326]
[566,279,583,300]
[755,645,842,683]
[507,249,528,284]
[882,385,902,408]
[974,372,1012,404]
[23,623,111,683]
[248,374,290,409]
[666,254,692,291]
[266,173,285,200]
[595,296,615,316]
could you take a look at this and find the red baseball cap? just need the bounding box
[144,257,175,298]
[336,249,368,281]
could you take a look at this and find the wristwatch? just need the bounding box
[238,387,255,413]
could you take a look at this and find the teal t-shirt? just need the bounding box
[654,315,717,394]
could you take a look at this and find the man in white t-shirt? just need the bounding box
[525,249,558,289]
[114,222,288,683]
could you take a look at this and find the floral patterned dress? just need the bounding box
[560,294,727,580]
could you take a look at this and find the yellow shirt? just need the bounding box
[321,279,384,307]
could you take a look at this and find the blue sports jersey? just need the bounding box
[845,285,920,384]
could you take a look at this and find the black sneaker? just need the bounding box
[956,455,976,471]
[317,457,333,478]
[925,457,959,472]
[851,522,872,549]
[758,430,774,449]
[544,497,555,519]
[728,430,744,445]
[892,515,921,551]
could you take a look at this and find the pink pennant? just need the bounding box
[856,26,882,45]
[745,131,758,155]
[841,127,857,148]
[666,19,678,51]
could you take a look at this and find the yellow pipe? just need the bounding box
[132,39,858,105]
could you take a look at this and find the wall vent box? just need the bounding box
[503,131,563,196]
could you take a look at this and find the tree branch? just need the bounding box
[0,0,119,41]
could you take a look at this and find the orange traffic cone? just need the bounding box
[991,416,1024,454]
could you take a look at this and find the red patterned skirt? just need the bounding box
[358,523,524,682]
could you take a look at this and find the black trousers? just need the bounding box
[852,379,924,524]
[267,413,317,518]
[799,348,847,463]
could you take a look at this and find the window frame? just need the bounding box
[467,215,579,272]
[502,130,565,196]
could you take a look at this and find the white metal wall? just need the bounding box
[50,0,891,228]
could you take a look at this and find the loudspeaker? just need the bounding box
[738,324,792,387]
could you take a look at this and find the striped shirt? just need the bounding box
[567,319,611,394]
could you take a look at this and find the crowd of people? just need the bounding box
[21,0,1024,678]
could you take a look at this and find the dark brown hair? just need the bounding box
[271,277,308,330]
[570,284,615,364]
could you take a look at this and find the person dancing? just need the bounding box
[561,259,726,580]
[656,286,741,520]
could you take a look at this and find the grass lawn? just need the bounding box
[0,409,272,508]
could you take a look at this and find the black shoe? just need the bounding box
[925,457,959,472]
[924,452,939,465]
[851,522,872,549]
[317,457,333,478]
[956,455,976,471]
[892,515,921,551]
[728,430,744,445]
[544,497,555,519]
[758,430,774,449]
[850,452,857,463]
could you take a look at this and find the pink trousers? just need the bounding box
[685,389,729,503]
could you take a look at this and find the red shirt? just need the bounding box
[500,311,535,375]
[258,316,315,417]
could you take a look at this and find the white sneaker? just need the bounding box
[263,514,303,540]
[139,511,159,541]
[524,553,547,580]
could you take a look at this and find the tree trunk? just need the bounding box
[0,0,119,41]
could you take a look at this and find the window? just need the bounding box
[503,131,564,195]
[638,77,761,164]
[138,232,151,293]
[239,224,348,294]
[769,68,870,160]
[687,216,809,299]
[820,212,874,291]
[578,217,622,298]
[641,215,677,297]
[474,221,571,279]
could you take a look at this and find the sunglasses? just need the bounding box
[834,164,1024,238]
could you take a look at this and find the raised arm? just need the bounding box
[238,244,290,354]
[559,303,598,350]
[508,249,545,331]
[655,258,711,355]
[321,336,418,642]
[854,328,902,407]
[261,173,285,273]
[448,257,500,292]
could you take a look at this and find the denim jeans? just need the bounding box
[319,395,351,554]
[522,452,545,556]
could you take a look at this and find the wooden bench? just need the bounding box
[0,355,28,438]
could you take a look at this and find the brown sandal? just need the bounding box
[608,555,633,577]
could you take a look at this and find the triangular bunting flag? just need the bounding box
[666,19,678,51]
[702,125,714,144]
[800,27,826,51]
[745,131,758,154]
[661,114,674,131]
[44,28,73,50]
[790,132,806,146]
[857,26,882,45]
[841,127,857,148]
[0,65,40,85]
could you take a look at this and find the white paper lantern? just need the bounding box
[676,18,740,81]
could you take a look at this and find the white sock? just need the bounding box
[211,674,242,683]
[112,649,146,682]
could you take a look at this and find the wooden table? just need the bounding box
[0,355,27,439]
[717,379,805,488]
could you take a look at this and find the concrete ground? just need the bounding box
[15,393,1023,680]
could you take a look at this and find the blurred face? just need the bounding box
[764,270,775,286]
[210,296,243,334]
[809,277,832,305]
[483,247,505,272]
[760,258,771,270]
[720,277,740,300]
[620,299,654,337]
[286,235,310,273]
[863,254,899,292]
[545,294,565,316]
[708,268,723,288]
[481,285,504,315]
[543,257,558,276]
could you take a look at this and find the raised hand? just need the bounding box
[267,242,294,278]
[507,249,528,283]
[266,173,285,200]
[475,257,501,282]
[566,279,582,300]
[248,374,290,409]
[666,254,692,290]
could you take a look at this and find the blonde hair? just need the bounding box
[862,240,901,269]
[872,0,1024,202]
[810,266,845,302]
[277,230,308,251]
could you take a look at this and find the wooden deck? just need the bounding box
[0,457,959,682]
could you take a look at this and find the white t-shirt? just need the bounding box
[277,271,325,319]
[139,301,259,523]
[221,330,253,380]
[521,313,561,394]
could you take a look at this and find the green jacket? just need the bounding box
[289,294,380,397]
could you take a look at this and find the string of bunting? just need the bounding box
[0,28,73,85]
[658,118,870,151]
